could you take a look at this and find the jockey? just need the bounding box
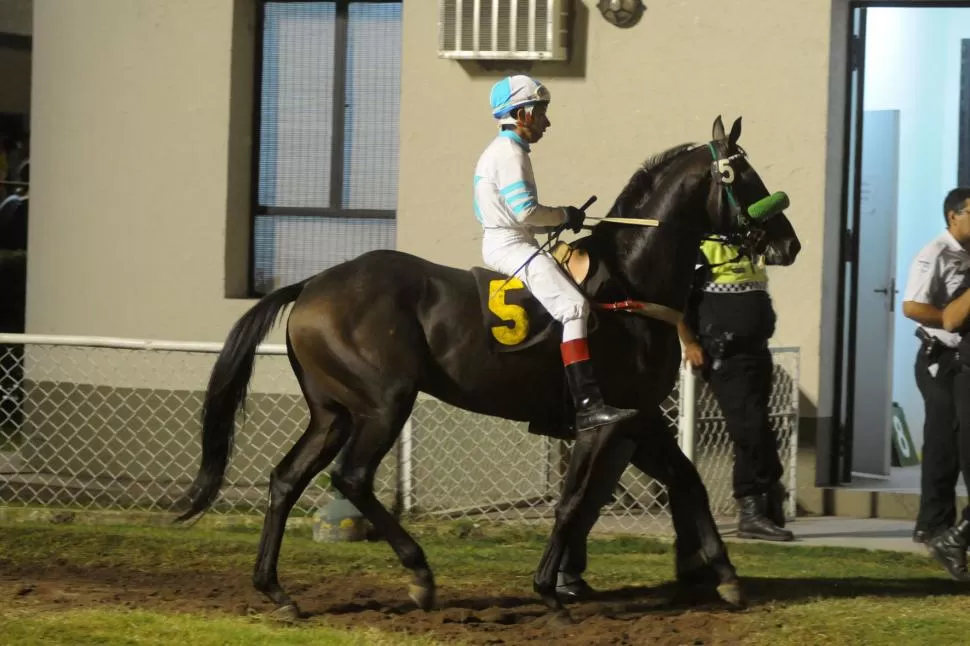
[473,74,638,433]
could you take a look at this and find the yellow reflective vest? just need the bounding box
[699,239,767,287]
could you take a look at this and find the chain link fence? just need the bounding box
[0,335,798,533]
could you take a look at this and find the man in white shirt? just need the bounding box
[902,187,970,557]
[473,75,636,433]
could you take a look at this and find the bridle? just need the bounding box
[583,140,791,323]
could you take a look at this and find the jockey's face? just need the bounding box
[517,103,550,143]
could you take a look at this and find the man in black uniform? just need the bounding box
[924,236,970,580]
[902,188,970,547]
[677,238,793,542]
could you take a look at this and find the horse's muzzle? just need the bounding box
[765,237,800,267]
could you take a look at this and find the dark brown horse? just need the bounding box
[176,116,801,621]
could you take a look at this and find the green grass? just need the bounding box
[0,609,448,646]
[0,519,968,645]
[0,520,944,585]
[743,597,970,646]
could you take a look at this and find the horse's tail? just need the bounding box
[175,278,310,522]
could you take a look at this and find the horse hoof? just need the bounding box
[269,603,302,622]
[408,583,436,611]
[556,578,596,603]
[716,580,746,608]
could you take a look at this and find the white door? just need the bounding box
[851,109,900,478]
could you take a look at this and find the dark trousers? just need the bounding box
[914,351,961,532]
[702,347,784,499]
[953,369,970,524]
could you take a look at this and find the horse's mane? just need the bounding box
[606,143,699,219]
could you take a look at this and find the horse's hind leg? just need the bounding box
[330,388,436,610]
[252,398,351,617]
[630,424,745,607]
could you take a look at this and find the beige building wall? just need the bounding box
[25,0,865,425]
[27,0,258,343]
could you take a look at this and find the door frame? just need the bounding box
[828,0,970,487]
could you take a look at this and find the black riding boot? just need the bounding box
[737,495,794,542]
[561,339,638,433]
[927,519,970,581]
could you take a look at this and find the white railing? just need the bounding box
[0,333,799,532]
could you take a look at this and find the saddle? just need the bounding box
[470,242,598,354]
[471,241,684,440]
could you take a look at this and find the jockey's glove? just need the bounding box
[564,206,585,233]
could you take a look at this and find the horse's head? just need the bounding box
[704,115,801,267]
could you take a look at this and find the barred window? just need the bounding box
[252,0,402,295]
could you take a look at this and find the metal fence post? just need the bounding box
[678,363,697,463]
[400,418,414,513]
[785,349,801,521]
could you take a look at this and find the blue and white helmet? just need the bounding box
[489,75,551,125]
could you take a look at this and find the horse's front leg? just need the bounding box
[631,426,745,607]
[554,407,744,608]
[533,422,632,619]
[556,429,637,600]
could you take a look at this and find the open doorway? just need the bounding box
[839,3,970,495]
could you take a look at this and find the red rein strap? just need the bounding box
[596,300,645,313]
[594,300,684,326]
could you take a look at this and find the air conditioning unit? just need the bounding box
[438,0,569,61]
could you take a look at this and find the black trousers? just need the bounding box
[702,347,784,499]
[914,351,961,532]
[953,368,970,525]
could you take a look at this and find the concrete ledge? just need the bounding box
[721,516,929,555]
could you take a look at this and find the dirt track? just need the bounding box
[1,562,747,645]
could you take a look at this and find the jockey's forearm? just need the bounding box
[519,204,567,227]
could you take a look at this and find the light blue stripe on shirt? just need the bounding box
[511,199,537,216]
[505,191,532,207]
[500,180,530,196]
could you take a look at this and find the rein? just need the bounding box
[594,299,683,325]
[575,143,779,324]
[583,215,660,227]
[583,215,747,258]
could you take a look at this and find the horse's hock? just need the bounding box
[0,337,799,531]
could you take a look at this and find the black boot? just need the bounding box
[561,340,638,433]
[737,495,794,542]
[913,526,946,544]
[765,481,788,528]
[927,520,970,581]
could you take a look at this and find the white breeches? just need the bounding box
[482,231,589,342]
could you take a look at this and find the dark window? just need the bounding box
[252,0,402,295]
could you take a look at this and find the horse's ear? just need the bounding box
[712,115,726,142]
[728,117,742,146]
